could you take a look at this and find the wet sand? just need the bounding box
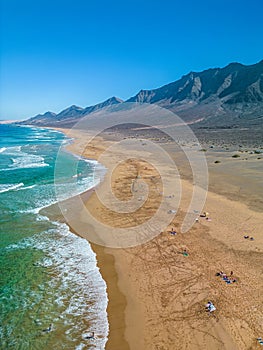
[56,127,262,350]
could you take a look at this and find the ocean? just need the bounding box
[0,124,108,349]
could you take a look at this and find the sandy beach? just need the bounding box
[56,127,262,350]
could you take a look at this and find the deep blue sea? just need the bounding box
[0,124,108,349]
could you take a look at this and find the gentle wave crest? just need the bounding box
[5,220,109,349]
[0,145,22,155]
[0,183,24,194]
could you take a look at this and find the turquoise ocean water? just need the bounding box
[0,124,108,349]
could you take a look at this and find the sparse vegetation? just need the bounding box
[232,154,240,158]
[214,160,221,164]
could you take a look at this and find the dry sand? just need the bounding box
[56,127,262,350]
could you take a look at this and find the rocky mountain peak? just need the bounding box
[19,60,263,128]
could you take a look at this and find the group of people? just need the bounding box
[170,209,260,347]
[200,211,212,221]
[205,271,238,316]
[42,324,95,341]
[244,235,255,241]
[215,271,237,284]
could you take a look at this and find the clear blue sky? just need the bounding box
[1,0,263,119]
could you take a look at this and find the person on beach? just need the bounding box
[170,228,177,235]
[83,331,95,339]
[42,324,53,333]
[206,301,216,313]
[182,249,189,256]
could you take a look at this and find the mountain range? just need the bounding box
[20,60,263,129]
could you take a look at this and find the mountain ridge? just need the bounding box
[19,60,263,128]
[20,96,123,126]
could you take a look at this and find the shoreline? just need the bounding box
[48,126,262,349]
[0,124,110,349]
[43,127,130,349]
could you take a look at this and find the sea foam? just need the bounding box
[5,220,109,349]
[0,183,24,194]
